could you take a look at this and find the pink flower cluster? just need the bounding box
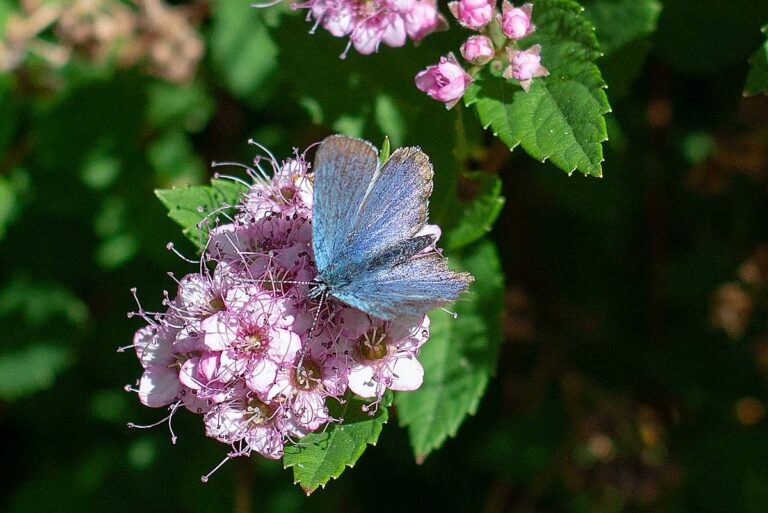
[291,0,447,57]
[415,1,548,107]
[126,150,433,465]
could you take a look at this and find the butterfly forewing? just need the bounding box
[312,135,379,273]
[341,146,433,262]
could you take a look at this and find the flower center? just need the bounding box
[357,326,390,360]
[293,359,322,391]
[209,294,226,312]
[239,327,266,354]
[246,396,273,426]
[280,186,295,201]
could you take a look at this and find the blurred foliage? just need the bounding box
[1,0,768,512]
[745,23,768,97]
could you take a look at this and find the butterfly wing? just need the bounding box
[330,253,473,320]
[312,135,379,274]
[312,135,472,320]
[343,146,433,262]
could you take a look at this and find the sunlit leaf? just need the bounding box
[283,392,392,494]
[155,179,247,247]
[465,0,610,177]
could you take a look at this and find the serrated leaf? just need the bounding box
[155,179,247,247]
[283,392,392,495]
[464,0,610,177]
[396,240,503,461]
[745,24,768,97]
[442,173,505,251]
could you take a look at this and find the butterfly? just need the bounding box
[308,134,473,320]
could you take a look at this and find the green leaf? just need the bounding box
[442,173,505,251]
[283,392,392,495]
[155,179,247,247]
[0,276,89,326]
[0,343,73,401]
[379,136,391,165]
[210,0,280,101]
[464,0,611,177]
[374,94,406,147]
[148,130,206,186]
[396,240,504,461]
[0,175,18,241]
[583,0,662,98]
[146,80,214,132]
[745,24,768,97]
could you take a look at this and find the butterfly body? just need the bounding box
[310,135,473,320]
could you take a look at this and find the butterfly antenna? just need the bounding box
[296,288,328,381]
[441,307,459,319]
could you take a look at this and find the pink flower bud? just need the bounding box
[448,0,495,30]
[460,35,495,65]
[500,1,534,40]
[502,44,549,92]
[415,53,473,109]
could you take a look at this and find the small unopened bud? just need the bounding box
[460,35,494,65]
[503,44,548,92]
[499,1,534,40]
[448,0,495,30]
[415,53,473,109]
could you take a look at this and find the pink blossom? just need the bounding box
[291,0,445,57]
[350,16,386,55]
[460,35,495,65]
[265,337,347,430]
[133,324,182,408]
[339,310,430,399]
[500,1,534,40]
[403,0,446,41]
[448,0,495,30]
[179,350,242,403]
[415,53,473,109]
[127,138,443,471]
[503,44,549,92]
[204,391,288,459]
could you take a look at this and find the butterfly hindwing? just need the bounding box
[312,135,379,274]
[330,252,474,320]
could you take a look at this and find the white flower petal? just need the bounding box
[387,355,424,392]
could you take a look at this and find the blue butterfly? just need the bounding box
[309,135,473,320]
